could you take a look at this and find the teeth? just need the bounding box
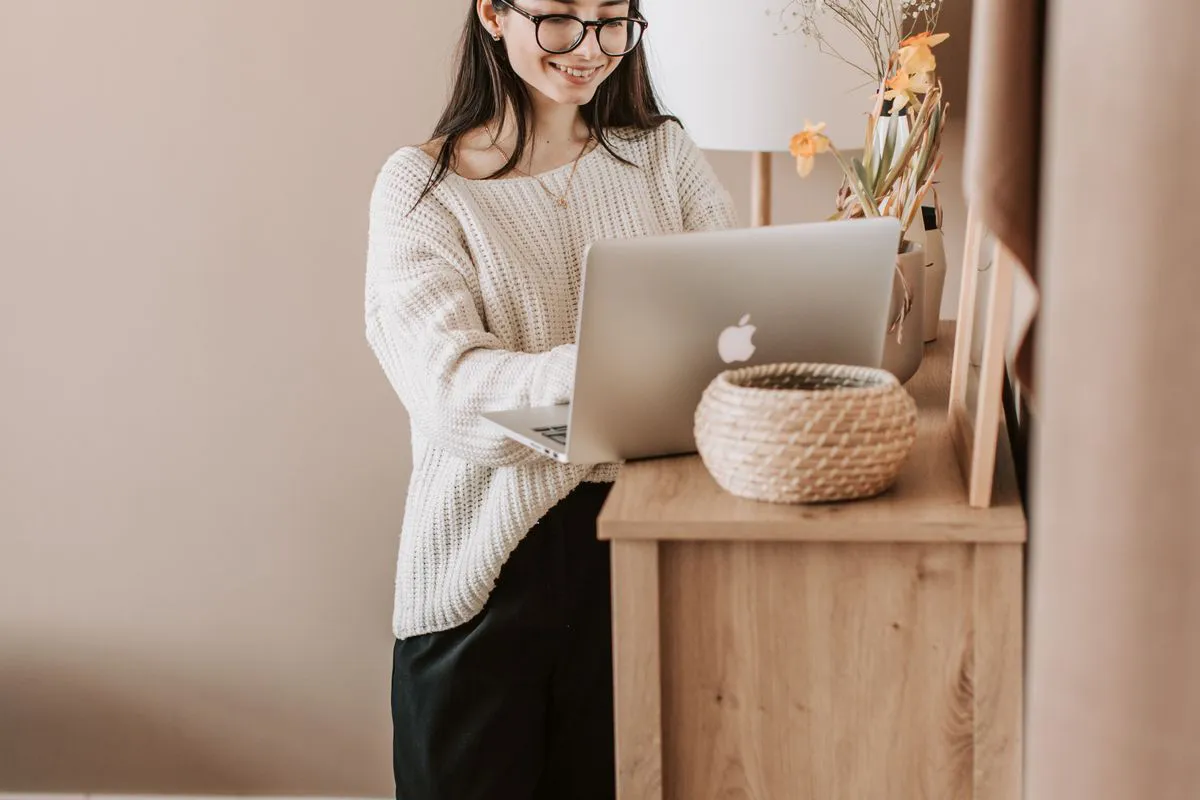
[553,63,598,78]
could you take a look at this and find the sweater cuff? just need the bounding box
[532,344,577,406]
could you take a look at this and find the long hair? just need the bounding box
[415,0,676,207]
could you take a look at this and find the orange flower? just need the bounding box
[899,30,950,48]
[898,30,949,74]
[789,121,830,177]
[884,69,917,112]
[908,69,935,94]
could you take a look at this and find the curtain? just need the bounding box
[1021,0,1200,796]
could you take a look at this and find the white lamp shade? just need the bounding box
[644,0,878,151]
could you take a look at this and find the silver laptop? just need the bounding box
[481,216,902,465]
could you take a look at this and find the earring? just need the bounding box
[492,32,501,40]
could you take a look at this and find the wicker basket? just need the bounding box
[694,363,918,504]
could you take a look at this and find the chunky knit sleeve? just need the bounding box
[364,153,575,468]
[669,121,740,232]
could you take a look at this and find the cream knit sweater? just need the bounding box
[365,120,738,638]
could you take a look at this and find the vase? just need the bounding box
[874,108,912,171]
[919,206,948,342]
[880,241,926,384]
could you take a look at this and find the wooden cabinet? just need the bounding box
[600,324,1026,800]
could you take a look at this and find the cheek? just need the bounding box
[504,41,553,81]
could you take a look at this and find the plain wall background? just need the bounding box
[0,0,973,795]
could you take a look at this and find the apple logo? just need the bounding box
[718,314,757,363]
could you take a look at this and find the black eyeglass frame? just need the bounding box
[493,0,649,56]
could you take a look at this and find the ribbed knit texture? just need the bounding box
[365,120,738,638]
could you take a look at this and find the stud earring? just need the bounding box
[492,32,501,40]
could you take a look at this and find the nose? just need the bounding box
[573,25,604,60]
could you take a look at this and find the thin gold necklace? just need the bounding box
[489,136,595,209]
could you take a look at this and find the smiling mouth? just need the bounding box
[550,62,602,79]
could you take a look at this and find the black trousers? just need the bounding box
[391,481,616,800]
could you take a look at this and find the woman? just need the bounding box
[365,0,737,796]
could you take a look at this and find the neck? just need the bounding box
[493,98,590,149]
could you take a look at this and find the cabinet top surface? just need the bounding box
[598,323,1027,544]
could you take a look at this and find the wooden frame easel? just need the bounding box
[949,209,1016,508]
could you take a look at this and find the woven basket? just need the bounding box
[694,363,918,504]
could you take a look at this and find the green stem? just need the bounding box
[827,143,880,217]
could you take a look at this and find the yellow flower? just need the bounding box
[908,68,935,94]
[789,121,830,177]
[898,30,949,74]
[884,69,917,112]
[900,30,950,49]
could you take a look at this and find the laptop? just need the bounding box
[481,216,902,465]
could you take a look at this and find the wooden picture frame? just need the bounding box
[949,209,1016,508]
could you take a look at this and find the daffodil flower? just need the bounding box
[898,30,949,74]
[789,121,831,177]
[910,68,935,93]
[884,69,917,112]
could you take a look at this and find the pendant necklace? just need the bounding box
[490,135,594,209]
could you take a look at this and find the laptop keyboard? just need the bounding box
[533,425,568,445]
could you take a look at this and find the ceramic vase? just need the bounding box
[881,241,926,384]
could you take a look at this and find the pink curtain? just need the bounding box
[963,0,1044,393]
[1027,0,1200,794]
[967,0,1200,796]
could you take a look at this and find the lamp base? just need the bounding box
[751,152,771,227]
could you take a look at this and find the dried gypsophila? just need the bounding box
[770,0,946,83]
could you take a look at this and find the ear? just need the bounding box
[477,0,504,40]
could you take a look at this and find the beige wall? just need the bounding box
[0,0,971,796]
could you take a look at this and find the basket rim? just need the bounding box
[713,362,901,396]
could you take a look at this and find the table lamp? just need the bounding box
[644,0,876,226]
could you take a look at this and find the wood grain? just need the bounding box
[973,543,1023,800]
[598,323,1026,543]
[602,318,1026,799]
[950,209,983,415]
[659,541,977,799]
[610,540,664,800]
[947,216,1018,509]
[966,246,1016,507]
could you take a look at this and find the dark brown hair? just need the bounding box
[415,0,676,207]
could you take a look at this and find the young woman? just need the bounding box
[365,1,737,796]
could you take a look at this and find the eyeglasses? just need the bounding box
[494,0,648,57]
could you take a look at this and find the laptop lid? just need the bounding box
[564,216,902,464]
